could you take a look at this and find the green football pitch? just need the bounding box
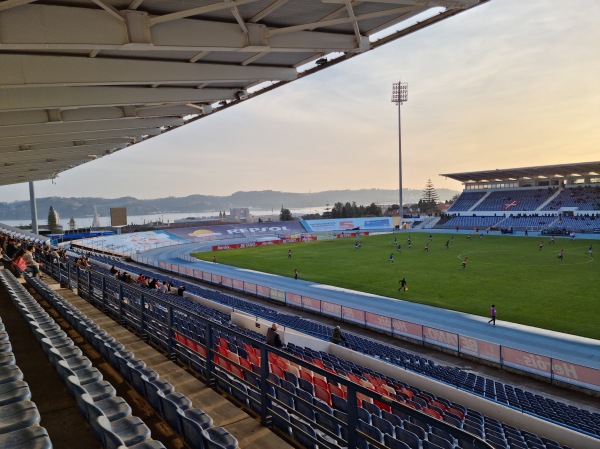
[192,233,599,340]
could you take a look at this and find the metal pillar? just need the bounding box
[391,81,408,226]
[29,181,39,234]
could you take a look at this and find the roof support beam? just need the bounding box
[0,54,297,89]
[1,145,128,164]
[269,6,418,36]
[0,54,297,88]
[249,0,288,23]
[0,127,163,147]
[0,87,238,112]
[0,0,37,12]
[0,4,364,54]
[0,117,184,139]
[90,0,125,23]
[0,138,135,154]
[0,142,128,157]
[148,0,258,26]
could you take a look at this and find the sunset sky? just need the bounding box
[1,0,599,202]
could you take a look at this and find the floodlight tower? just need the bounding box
[391,81,408,225]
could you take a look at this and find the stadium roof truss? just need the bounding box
[440,162,600,184]
[0,0,486,187]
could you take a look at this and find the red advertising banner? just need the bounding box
[423,326,459,350]
[211,237,316,252]
[159,261,167,269]
[287,293,302,306]
[301,296,321,312]
[185,267,194,276]
[202,271,212,282]
[321,301,342,317]
[342,306,365,324]
[193,269,202,278]
[212,243,241,251]
[244,282,257,294]
[502,347,551,376]
[232,279,244,290]
[365,312,392,332]
[256,285,271,298]
[212,275,222,284]
[552,359,600,390]
[239,240,281,248]
[221,277,232,288]
[336,232,370,238]
[459,336,501,362]
[391,319,422,339]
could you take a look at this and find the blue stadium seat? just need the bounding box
[144,379,175,415]
[0,365,24,385]
[293,417,318,449]
[130,365,159,396]
[0,352,16,367]
[97,415,158,449]
[0,426,52,449]
[395,427,420,449]
[83,394,151,446]
[0,401,41,434]
[384,433,411,449]
[270,403,293,437]
[201,426,238,449]
[67,380,128,422]
[427,432,453,449]
[177,407,214,447]
[358,419,384,445]
[372,414,395,438]
[65,373,116,402]
[158,390,192,433]
[0,381,31,406]
[56,358,103,385]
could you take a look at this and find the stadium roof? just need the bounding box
[440,161,600,183]
[0,0,486,188]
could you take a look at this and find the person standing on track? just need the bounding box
[488,305,496,325]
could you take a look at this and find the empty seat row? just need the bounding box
[25,275,238,449]
[2,269,164,449]
[0,270,54,449]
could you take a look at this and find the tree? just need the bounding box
[279,207,293,221]
[419,179,439,213]
[365,202,382,216]
[47,206,60,233]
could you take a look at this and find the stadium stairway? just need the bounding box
[34,274,292,449]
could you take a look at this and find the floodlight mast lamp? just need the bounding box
[391,81,408,225]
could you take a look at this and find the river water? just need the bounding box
[1,206,330,229]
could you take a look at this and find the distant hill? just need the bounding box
[0,188,459,220]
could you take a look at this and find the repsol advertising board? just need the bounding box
[169,221,306,241]
[303,217,392,233]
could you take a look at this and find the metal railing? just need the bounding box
[41,259,493,449]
